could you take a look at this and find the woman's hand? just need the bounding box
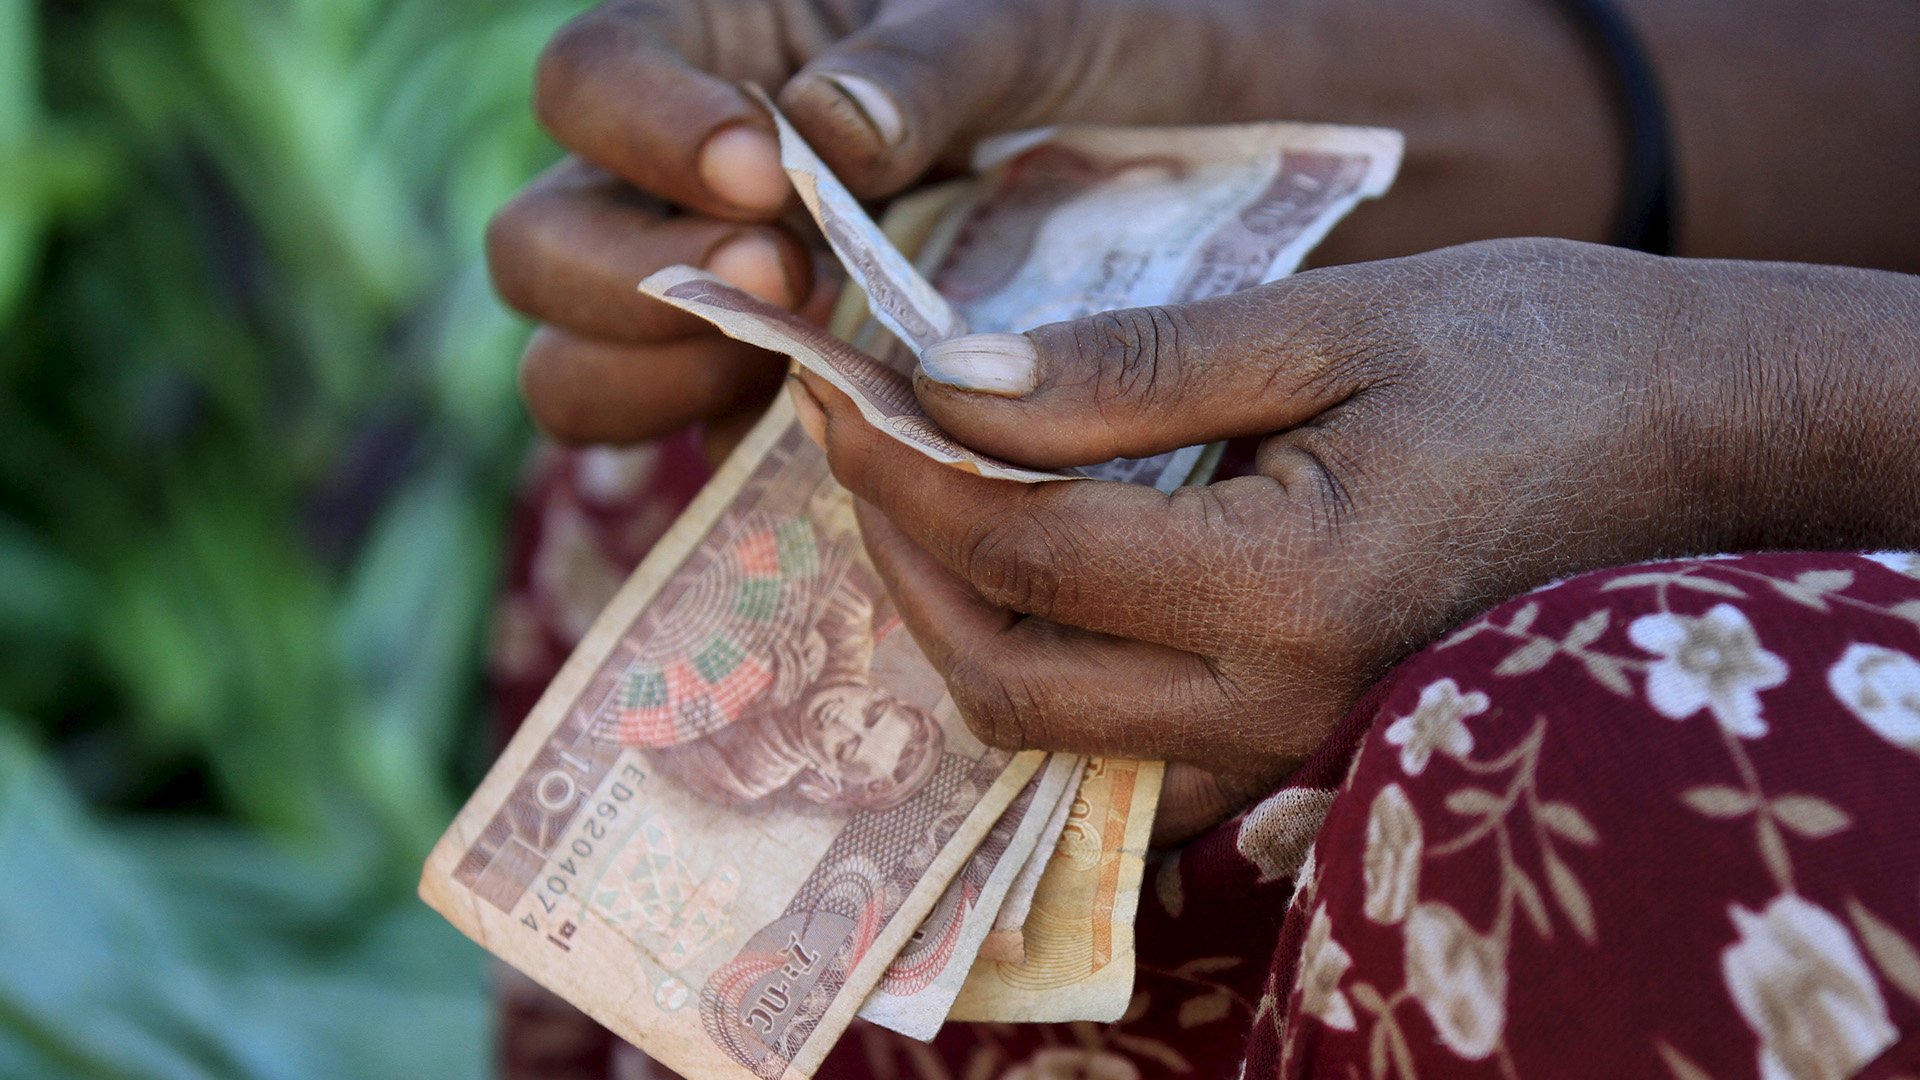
[789,238,1920,842]
[494,0,1642,453]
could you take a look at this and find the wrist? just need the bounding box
[1270,0,1621,264]
[1668,259,1920,553]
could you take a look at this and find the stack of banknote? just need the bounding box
[420,95,1401,1080]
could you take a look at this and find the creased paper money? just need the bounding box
[426,96,1402,1074]
[644,268,1069,483]
[980,756,1087,964]
[948,757,1165,1025]
[750,84,966,355]
[648,98,1402,493]
[856,752,1083,1039]
[420,403,1046,1079]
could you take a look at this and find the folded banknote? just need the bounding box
[422,95,1400,1079]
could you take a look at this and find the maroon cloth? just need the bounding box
[494,445,1920,1080]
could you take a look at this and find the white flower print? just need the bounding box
[1383,679,1488,775]
[1863,550,1920,580]
[1721,893,1896,1080]
[1362,783,1423,925]
[1405,901,1508,1060]
[1296,904,1357,1031]
[1828,643,1920,756]
[1628,603,1788,737]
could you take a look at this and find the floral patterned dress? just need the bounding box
[493,440,1920,1080]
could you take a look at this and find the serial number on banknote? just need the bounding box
[519,758,647,946]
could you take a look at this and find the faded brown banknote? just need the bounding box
[948,758,1165,1025]
[421,408,1046,1080]
[978,756,1088,964]
[642,268,1067,484]
[758,109,1402,1028]
[637,106,1405,1035]
[656,97,1404,492]
[856,752,1083,1039]
[426,106,1405,1075]
[748,84,965,355]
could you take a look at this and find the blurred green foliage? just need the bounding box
[0,0,581,1074]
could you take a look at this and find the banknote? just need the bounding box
[428,102,1404,1071]
[948,757,1165,1025]
[650,97,1404,493]
[420,403,1049,1080]
[856,751,1083,1039]
[748,84,965,355]
[643,268,1068,483]
[980,756,1088,964]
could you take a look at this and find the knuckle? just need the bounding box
[953,505,1076,617]
[534,12,613,132]
[483,197,545,311]
[942,652,1028,750]
[1255,270,1410,396]
[517,334,594,443]
[1067,304,1190,412]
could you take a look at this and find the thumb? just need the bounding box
[775,4,1034,198]
[776,0,1255,199]
[911,277,1371,469]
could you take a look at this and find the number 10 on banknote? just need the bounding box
[422,101,1400,1079]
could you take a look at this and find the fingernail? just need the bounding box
[704,233,796,308]
[919,333,1039,397]
[787,376,828,449]
[697,125,788,214]
[818,72,906,147]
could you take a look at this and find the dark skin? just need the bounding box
[787,240,1920,841]
[488,0,1920,837]
[490,0,1920,451]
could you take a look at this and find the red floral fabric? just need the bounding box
[493,444,1920,1080]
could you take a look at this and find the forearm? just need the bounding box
[1242,0,1919,271]
[1674,259,1920,553]
[1623,0,1920,271]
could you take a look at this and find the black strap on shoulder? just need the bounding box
[1549,0,1677,254]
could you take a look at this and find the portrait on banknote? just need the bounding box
[588,495,945,814]
[426,105,1403,1079]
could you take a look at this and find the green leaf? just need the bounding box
[0,722,489,1080]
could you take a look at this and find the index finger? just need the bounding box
[790,368,1260,650]
[535,1,792,218]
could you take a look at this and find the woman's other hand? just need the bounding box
[791,238,1920,841]
[491,0,1652,454]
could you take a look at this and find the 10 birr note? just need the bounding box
[422,100,1400,1078]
